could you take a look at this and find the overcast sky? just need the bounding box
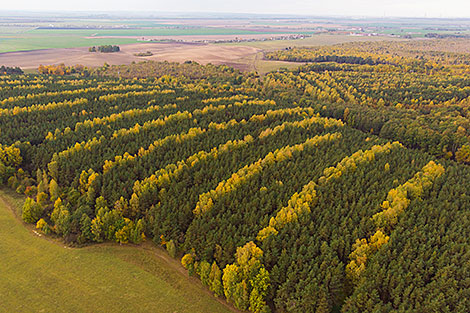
[2,0,470,18]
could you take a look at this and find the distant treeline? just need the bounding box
[134,51,154,57]
[310,55,382,65]
[266,49,385,65]
[38,27,128,30]
[425,32,470,39]
[0,66,23,75]
[89,45,120,53]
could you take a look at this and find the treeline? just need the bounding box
[89,45,120,53]
[0,65,23,75]
[266,51,381,65]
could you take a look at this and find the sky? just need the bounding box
[2,0,470,18]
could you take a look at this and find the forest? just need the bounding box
[2,38,470,313]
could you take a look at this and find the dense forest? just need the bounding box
[2,39,470,312]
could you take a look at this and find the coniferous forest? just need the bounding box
[2,40,470,312]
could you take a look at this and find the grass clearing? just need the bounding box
[0,188,235,313]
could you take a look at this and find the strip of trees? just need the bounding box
[89,45,120,53]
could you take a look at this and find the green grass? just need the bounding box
[0,188,235,313]
[0,26,296,53]
[0,36,139,53]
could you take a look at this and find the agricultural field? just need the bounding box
[0,15,309,54]
[0,24,286,52]
[0,35,395,73]
[4,13,457,73]
[0,42,261,72]
[2,37,470,312]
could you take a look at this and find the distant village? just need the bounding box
[141,34,312,44]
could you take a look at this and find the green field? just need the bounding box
[0,36,139,53]
[30,28,283,37]
[0,26,297,53]
[0,189,234,313]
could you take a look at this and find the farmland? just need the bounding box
[0,16,308,54]
[0,34,398,74]
[0,27,290,53]
[7,14,469,74]
[2,13,450,73]
[0,42,261,71]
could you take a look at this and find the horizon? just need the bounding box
[1,0,470,19]
[2,10,470,21]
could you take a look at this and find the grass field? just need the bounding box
[31,28,284,37]
[0,26,297,53]
[0,37,139,53]
[0,188,235,313]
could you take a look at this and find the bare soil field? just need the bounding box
[0,42,261,70]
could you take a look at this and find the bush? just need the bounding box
[166,239,176,258]
[181,253,195,275]
[7,176,19,189]
[16,184,26,194]
[22,198,43,223]
[36,218,52,235]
